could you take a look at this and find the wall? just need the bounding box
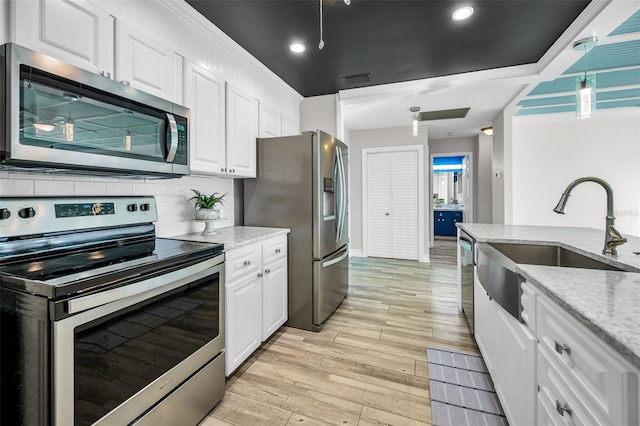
[0,0,302,237]
[0,0,7,44]
[477,133,493,223]
[491,110,506,224]
[348,126,429,257]
[300,94,339,137]
[511,108,640,237]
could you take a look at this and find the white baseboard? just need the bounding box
[349,249,364,257]
[420,252,431,263]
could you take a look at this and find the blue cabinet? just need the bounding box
[434,210,463,236]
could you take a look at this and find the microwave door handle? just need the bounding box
[166,113,178,162]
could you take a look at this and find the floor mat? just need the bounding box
[426,347,509,426]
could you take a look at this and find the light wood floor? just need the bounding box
[201,239,478,425]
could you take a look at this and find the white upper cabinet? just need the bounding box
[12,0,114,76]
[282,115,301,136]
[259,103,282,138]
[183,60,226,175]
[115,21,179,102]
[226,83,258,178]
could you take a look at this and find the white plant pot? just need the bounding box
[195,208,219,220]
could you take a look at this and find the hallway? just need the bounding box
[203,240,477,425]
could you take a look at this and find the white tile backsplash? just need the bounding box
[0,172,237,236]
[75,181,107,195]
[0,178,34,195]
[34,179,74,195]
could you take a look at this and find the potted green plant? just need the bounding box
[189,189,226,220]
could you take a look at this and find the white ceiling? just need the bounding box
[340,0,638,140]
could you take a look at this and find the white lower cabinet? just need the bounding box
[225,235,288,376]
[474,273,537,426]
[225,269,262,377]
[262,257,287,340]
[534,288,640,426]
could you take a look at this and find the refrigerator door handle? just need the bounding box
[337,146,347,242]
[334,147,343,242]
[323,247,348,268]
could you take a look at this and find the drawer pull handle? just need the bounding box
[258,272,263,278]
[243,260,251,266]
[275,248,281,253]
[554,341,571,355]
[556,401,572,417]
[265,268,271,273]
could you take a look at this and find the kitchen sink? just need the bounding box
[488,243,627,271]
[475,242,634,321]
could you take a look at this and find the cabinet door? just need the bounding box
[226,83,258,177]
[262,258,288,341]
[184,60,226,174]
[474,274,537,426]
[116,21,178,102]
[13,0,114,76]
[282,115,300,136]
[225,272,262,376]
[259,104,282,138]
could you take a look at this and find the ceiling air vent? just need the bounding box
[419,107,470,121]
[341,73,373,85]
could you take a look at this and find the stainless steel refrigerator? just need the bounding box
[244,130,348,332]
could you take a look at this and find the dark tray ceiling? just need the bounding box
[186,0,592,97]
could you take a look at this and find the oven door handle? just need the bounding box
[66,254,224,315]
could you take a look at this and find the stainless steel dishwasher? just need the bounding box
[458,230,475,333]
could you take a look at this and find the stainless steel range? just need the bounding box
[0,196,225,426]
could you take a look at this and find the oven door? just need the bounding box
[52,254,224,426]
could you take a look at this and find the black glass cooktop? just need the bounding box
[0,238,223,298]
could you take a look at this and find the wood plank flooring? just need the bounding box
[201,239,478,425]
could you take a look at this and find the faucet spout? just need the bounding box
[553,177,626,256]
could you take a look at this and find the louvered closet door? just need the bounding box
[391,151,419,260]
[366,153,392,258]
[366,150,419,260]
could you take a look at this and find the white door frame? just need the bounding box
[429,151,474,247]
[362,144,426,262]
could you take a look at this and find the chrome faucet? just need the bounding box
[553,177,627,256]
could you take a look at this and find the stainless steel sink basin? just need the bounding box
[488,243,625,271]
[475,242,633,321]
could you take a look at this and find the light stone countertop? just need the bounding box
[457,223,640,369]
[173,226,290,251]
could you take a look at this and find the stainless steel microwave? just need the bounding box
[1,43,190,178]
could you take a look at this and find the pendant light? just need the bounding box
[573,36,598,119]
[410,106,420,136]
[318,0,350,50]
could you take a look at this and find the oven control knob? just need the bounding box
[0,208,11,220]
[18,207,36,219]
[127,204,138,212]
[140,203,150,212]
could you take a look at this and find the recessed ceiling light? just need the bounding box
[452,6,474,21]
[289,43,306,53]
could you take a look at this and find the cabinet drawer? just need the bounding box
[452,211,463,221]
[537,347,603,426]
[226,244,261,281]
[536,294,638,425]
[262,235,287,265]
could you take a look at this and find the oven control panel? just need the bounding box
[0,196,158,238]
